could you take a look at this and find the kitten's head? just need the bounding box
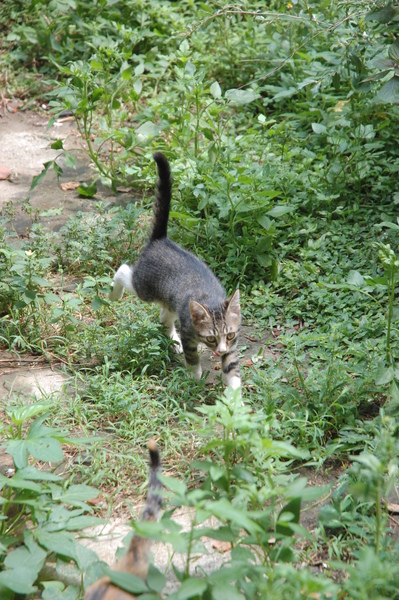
[189,290,241,356]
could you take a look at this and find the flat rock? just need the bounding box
[0,366,68,401]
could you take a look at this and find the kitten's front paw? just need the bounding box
[226,376,241,390]
[187,362,202,381]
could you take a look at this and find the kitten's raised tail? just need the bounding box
[84,441,162,599]
[151,153,172,241]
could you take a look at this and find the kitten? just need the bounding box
[84,440,162,600]
[109,153,241,390]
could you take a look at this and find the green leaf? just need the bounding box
[347,270,365,287]
[106,569,149,594]
[35,529,78,561]
[266,205,294,218]
[159,474,187,495]
[63,152,76,168]
[53,484,99,506]
[136,121,162,138]
[276,497,301,536]
[31,161,53,190]
[121,66,132,80]
[365,6,399,23]
[51,140,63,150]
[375,76,399,103]
[225,89,260,105]
[0,567,37,594]
[207,499,262,536]
[389,40,399,63]
[91,295,105,311]
[312,123,327,134]
[210,81,222,99]
[175,578,207,599]
[90,60,103,69]
[212,584,245,600]
[147,563,166,593]
[78,181,97,197]
[375,365,394,386]
[133,79,143,95]
[9,403,50,425]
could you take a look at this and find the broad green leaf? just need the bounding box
[147,563,166,593]
[312,123,327,134]
[133,79,143,95]
[175,578,207,599]
[63,152,76,168]
[267,205,294,218]
[210,81,222,99]
[35,529,78,561]
[347,270,365,287]
[52,483,99,505]
[225,89,260,105]
[159,474,187,495]
[375,76,399,103]
[0,567,37,594]
[91,295,105,311]
[389,40,399,62]
[257,215,272,230]
[51,140,63,150]
[9,403,50,425]
[106,569,148,594]
[365,6,399,23]
[136,121,162,138]
[78,181,97,197]
[65,516,105,531]
[375,365,394,386]
[42,584,80,599]
[121,66,132,80]
[212,584,245,600]
[207,499,262,535]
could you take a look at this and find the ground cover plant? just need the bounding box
[1,0,399,597]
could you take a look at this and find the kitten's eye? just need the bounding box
[206,336,216,343]
[226,332,236,341]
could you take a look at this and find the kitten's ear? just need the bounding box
[189,301,212,326]
[225,289,241,318]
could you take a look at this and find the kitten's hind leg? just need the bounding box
[109,264,135,301]
[160,307,183,353]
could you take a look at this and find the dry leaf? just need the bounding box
[244,359,253,368]
[387,503,399,514]
[61,181,80,191]
[0,166,12,180]
[87,496,106,505]
[211,539,231,553]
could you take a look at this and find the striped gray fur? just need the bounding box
[109,153,241,390]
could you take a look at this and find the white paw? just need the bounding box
[226,376,241,390]
[171,330,183,354]
[187,362,202,381]
[109,281,124,301]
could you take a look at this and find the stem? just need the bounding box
[375,483,382,556]
[386,269,395,363]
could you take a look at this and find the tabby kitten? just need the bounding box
[84,440,162,600]
[109,153,241,389]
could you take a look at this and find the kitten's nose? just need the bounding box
[217,341,227,354]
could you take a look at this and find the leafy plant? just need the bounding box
[0,403,102,598]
